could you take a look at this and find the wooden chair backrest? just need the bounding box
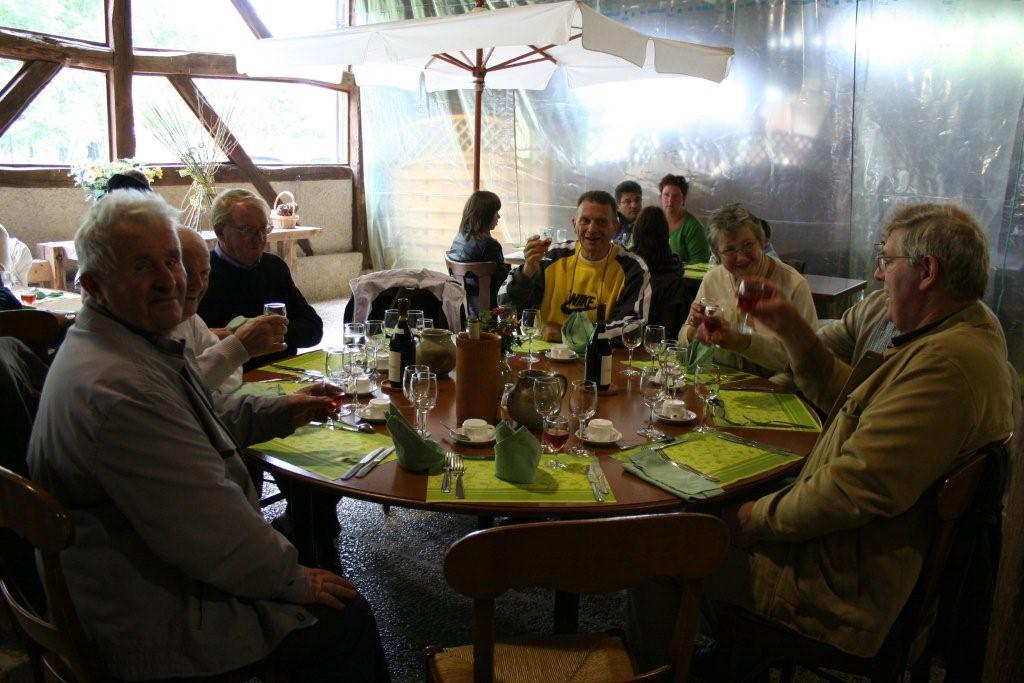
[444,257,497,315]
[781,258,806,274]
[0,309,61,361]
[444,512,730,683]
[897,449,989,655]
[0,466,109,682]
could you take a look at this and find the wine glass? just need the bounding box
[638,366,667,440]
[661,344,681,399]
[621,320,643,376]
[673,340,690,393]
[532,375,563,425]
[542,415,570,454]
[693,362,721,433]
[411,371,438,438]
[263,302,287,317]
[342,343,369,413]
[421,318,434,335]
[364,320,384,352]
[403,364,430,429]
[736,278,766,334]
[643,325,666,364]
[408,310,424,342]
[521,309,540,365]
[699,297,722,345]
[323,347,350,428]
[567,379,597,455]
[383,309,400,339]
[344,323,365,346]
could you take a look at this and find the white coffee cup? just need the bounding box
[661,399,689,420]
[587,418,615,441]
[365,398,390,418]
[462,418,492,441]
[352,375,371,394]
[549,344,573,359]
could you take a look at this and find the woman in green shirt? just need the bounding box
[659,173,710,264]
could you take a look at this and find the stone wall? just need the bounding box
[0,178,363,301]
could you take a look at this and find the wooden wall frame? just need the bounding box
[0,0,369,268]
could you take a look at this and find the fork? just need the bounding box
[656,451,720,482]
[453,454,466,499]
[441,452,454,493]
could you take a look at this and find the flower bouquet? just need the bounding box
[472,306,522,356]
[69,159,162,202]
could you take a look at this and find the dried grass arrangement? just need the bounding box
[143,97,237,228]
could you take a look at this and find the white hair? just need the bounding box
[75,190,180,279]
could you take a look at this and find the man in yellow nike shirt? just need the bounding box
[503,190,651,342]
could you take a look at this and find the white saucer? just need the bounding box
[655,409,697,425]
[355,408,388,424]
[544,350,578,362]
[450,427,497,446]
[576,427,623,445]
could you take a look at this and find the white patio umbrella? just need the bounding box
[236,0,734,190]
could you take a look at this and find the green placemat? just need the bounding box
[256,350,327,376]
[251,425,394,480]
[683,262,714,279]
[621,360,757,386]
[716,390,821,432]
[425,454,615,503]
[232,381,307,398]
[512,339,558,353]
[615,431,802,488]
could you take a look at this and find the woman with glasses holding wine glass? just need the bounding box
[681,204,816,379]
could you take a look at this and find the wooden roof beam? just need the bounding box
[0,60,63,138]
[0,26,111,71]
[106,0,135,158]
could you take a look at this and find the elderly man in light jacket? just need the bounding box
[27,191,389,682]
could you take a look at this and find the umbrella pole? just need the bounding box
[473,57,484,191]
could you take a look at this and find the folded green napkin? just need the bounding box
[687,341,715,368]
[385,406,444,474]
[561,311,594,355]
[227,315,250,332]
[493,421,542,484]
[622,448,724,501]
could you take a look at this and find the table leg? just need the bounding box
[277,241,297,273]
[41,245,68,291]
[554,590,580,634]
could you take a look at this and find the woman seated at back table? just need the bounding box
[446,190,509,314]
[632,206,690,338]
[682,203,816,377]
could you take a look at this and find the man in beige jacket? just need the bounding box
[631,203,1014,669]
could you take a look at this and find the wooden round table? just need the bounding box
[247,349,819,520]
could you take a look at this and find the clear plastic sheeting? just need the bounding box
[357,0,1024,374]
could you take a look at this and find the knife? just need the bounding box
[590,457,610,495]
[338,447,385,481]
[270,363,323,376]
[585,465,604,502]
[355,446,396,478]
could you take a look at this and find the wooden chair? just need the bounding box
[445,257,497,315]
[715,447,991,683]
[425,512,731,683]
[27,259,56,289]
[0,309,61,361]
[0,465,111,683]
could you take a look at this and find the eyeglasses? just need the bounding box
[229,223,273,238]
[873,243,913,270]
[719,240,759,259]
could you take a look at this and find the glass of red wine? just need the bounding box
[699,298,722,343]
[542,415,570,453]
[736,278,766,334]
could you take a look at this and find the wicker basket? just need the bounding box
[270,191,299,229]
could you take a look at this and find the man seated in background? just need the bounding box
[614,179,643,246]
[630,202,1014,672]
[173,226,287,393]
[27,191,388,682]
[198,188,322,371]
[502,190,650,341]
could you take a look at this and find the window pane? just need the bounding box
[0,67,107,164]
[247,0,349,35]
[0,0,104,42]
[132,0,253,52]
[197,79,349,164]
[134,76,228,165]
[0,58,19,82]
